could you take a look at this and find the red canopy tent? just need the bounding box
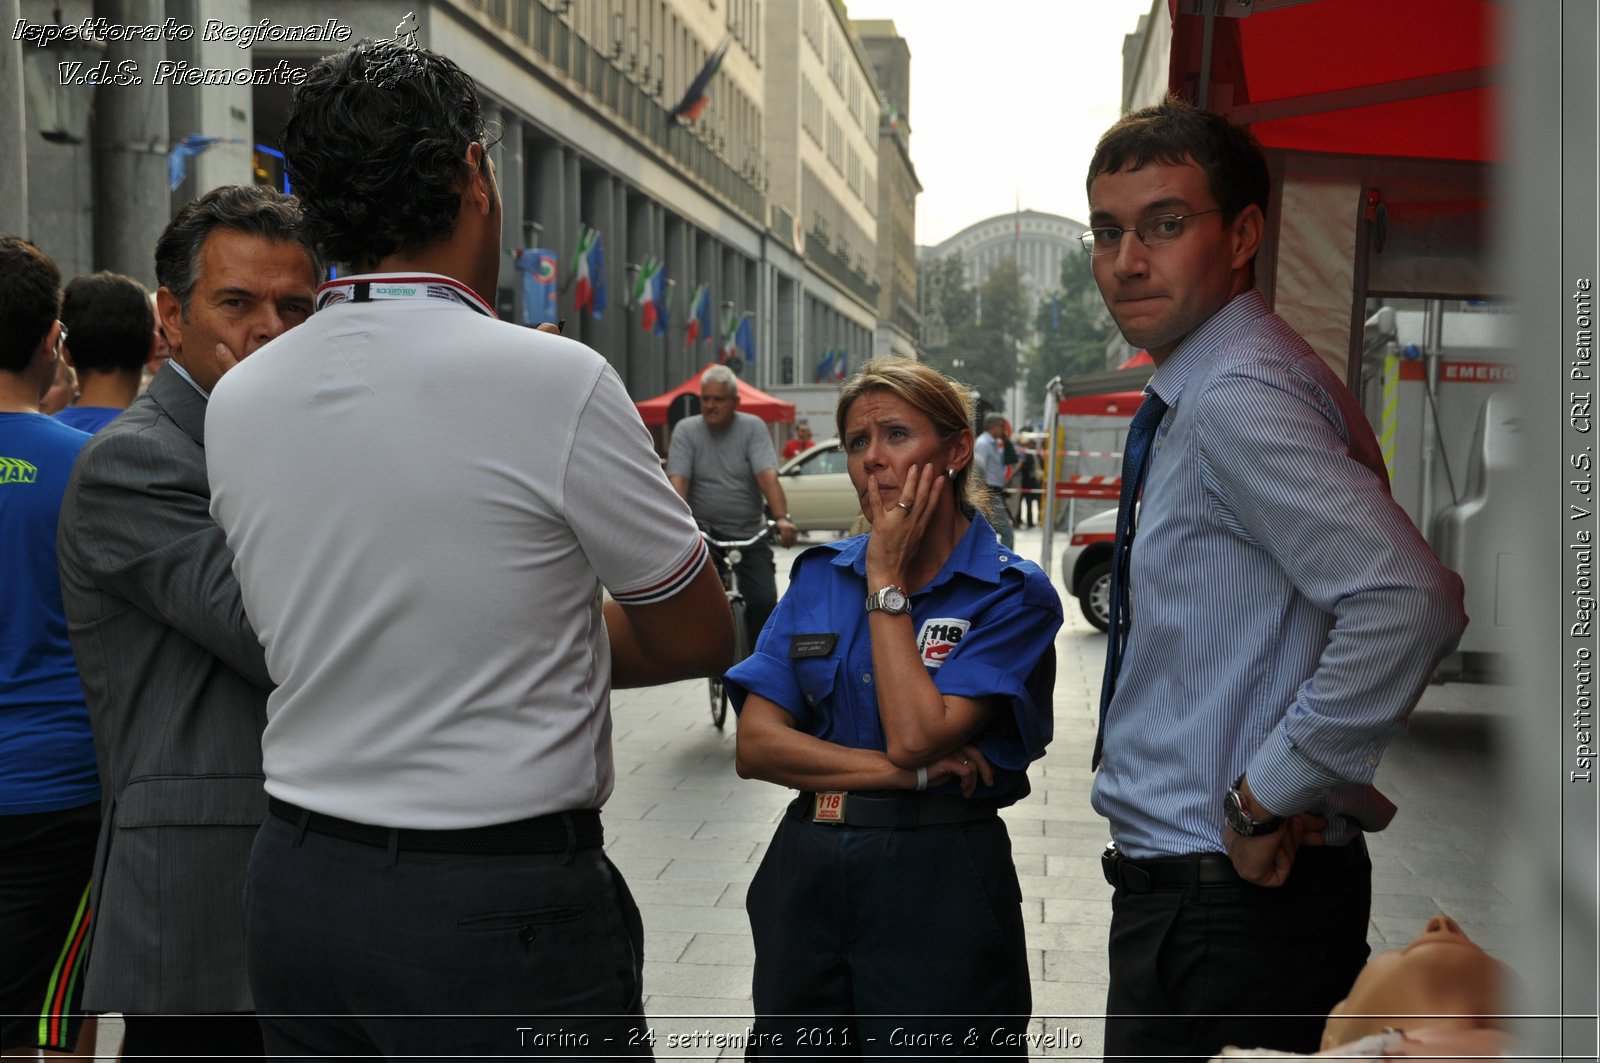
[1167,0,1498,165]
[1164,0,1498,384]
[1041,0,1499,569]
[634,364,796,426]
[1057,351,1152,418]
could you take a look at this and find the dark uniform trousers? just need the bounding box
[1103,838,1372,1063]
[746,809,1031,1059]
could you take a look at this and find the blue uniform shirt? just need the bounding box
[725,513,1061,804]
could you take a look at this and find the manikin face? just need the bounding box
[843,389,970,522]
[1087,158,1259,365]
[1322,914,1504,1050]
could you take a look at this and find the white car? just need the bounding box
[1059,506,1118,631]
[778,437,861,534]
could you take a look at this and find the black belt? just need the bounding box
[1100,837,1367,894]
[789,791,999,829]
[1100,842,1242,893]
[268,797,603,856]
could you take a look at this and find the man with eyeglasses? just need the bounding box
[1081,97,1466,1060]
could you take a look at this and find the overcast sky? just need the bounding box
[845,0,1156,247]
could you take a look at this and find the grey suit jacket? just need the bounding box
[57,368,271,1014]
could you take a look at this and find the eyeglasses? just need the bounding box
[1079,209,1224,256]
[54,322,68,355]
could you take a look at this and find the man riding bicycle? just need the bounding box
[667,365,798,649]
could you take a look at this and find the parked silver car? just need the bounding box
[1059,506,1117,631]
[778,438,860,534]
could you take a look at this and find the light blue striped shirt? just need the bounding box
[1091,290,1467,858]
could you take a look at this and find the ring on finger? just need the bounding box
[896,501,912,511]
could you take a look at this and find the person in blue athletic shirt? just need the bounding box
[726,357,1062,1056]
[0,235,98,1057]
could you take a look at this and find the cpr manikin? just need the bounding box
[1215,914,1511,1060]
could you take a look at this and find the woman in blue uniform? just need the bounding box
[726,359,1062,1057]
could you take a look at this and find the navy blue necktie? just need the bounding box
[1092,392,1169,770]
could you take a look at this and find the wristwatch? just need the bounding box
[865,584,910,615]
[1224,774,1285,837]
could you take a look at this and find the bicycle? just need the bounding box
[700,522,776,729]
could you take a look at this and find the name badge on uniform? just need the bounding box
[812,791,846,822]
[788,633,838,658]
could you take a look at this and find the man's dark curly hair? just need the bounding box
[282,41,491,270]
[0,236,62,375]
[61,272,154,376]
[1086,94,1270,223]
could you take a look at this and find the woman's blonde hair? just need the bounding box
[835,357,993,520]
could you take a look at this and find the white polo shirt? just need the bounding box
[207,274,706,828]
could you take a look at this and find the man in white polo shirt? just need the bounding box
[206,40,732,1058]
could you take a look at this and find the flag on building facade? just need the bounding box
[814,349,836,383]
[650,266,668,336]
[685,284,711,344]
[167,134,244,191]
[668,36,732,124]
[734,315,755,363]
[587,230,607,319]
[514,248,558,326]
[717,308,739,363]
[573,227,597,312]
[635,257,666,334]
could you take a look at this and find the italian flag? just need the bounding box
[573,228,597,312]
[634,257,662,333]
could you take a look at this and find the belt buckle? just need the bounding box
[1100,841,1153,893]
[812,791,846,823]
[1100,841,1121,887]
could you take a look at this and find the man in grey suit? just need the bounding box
[57,185,317,1057]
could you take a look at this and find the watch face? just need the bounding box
[882,588,908,613]
[1224,787,1283,837]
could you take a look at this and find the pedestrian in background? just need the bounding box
[54,271,154,434]
[973,411,1015,547]
[0,235,98,1058]
[781,417,813,460]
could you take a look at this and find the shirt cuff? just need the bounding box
[1243,727,1342,817]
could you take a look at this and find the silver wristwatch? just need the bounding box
[1224,774,1285,837]
[865,584,910,615]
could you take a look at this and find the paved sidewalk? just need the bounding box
[602,524,1515,1058]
